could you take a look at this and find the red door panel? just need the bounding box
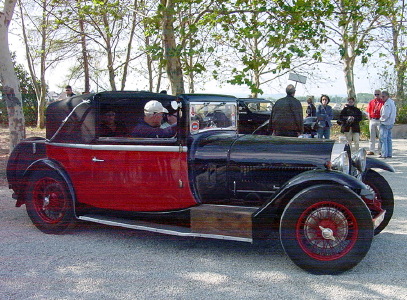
[47,144,196,211]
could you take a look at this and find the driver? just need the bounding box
[131,100,177,138]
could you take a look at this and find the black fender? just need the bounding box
[18,159,77,211]
[366,157,395,173]
[252,169,372,241]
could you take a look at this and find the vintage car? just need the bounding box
[237,98,273,134]
[6,91,395,274]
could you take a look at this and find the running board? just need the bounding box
[78,214,253,243]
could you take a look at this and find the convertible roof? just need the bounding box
[94,91,177,104]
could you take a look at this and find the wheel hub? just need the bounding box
[319,226,336,241]
[303,207,349,248]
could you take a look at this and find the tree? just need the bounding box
[18,0,77,128]
[324,0,393,99]
[0,0,26,150]
[209,0,330,97]
[388,0,407,103]
[159,0,185,94]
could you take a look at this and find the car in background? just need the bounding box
[237,98,273,134]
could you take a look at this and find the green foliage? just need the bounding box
[396,104,407,124]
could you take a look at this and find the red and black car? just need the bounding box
[6,91,395,274]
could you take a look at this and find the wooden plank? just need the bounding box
[190,205,258,238]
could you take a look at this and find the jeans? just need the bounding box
[317,127,330,139]
[379,124,393,157]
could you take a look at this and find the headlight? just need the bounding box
[331,151,351,174]
[352,148,367,172]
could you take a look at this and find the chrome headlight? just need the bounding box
[331,151,351,174]
[352,148,367,172]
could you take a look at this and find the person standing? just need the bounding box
[379,91,397,158]
[269,84,303,137]
[366,90,384,155]
[316,95,333,139]
[57,85,76,101]
[306,96,316,117]
[339,97,363,152]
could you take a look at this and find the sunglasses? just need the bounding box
[374,94,380,96]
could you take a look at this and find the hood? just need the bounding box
[230,135,334,168]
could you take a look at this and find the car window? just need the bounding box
[190,102,237,134]
[246,101,272,112]
[97,100,178,143]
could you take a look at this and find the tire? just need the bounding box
[280,185,373,275]
[363,169,394,235]
[25,170,76,234]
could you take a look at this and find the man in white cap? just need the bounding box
[132,100,177,138]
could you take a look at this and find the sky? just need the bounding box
[8,31,381,101]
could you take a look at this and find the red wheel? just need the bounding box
[280,184,373,275]
[297,201,358,261]
[26,171,75,234]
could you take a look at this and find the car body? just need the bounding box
[7,91,395,274]
[237,98,273,134]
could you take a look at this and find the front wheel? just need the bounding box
[280,185,373,275]
[25,170,76,234]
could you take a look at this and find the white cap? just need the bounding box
[144,100,168,114]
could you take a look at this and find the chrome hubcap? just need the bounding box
[319,226,336,241]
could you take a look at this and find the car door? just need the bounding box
[86,140,196,211]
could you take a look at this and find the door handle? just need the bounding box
[92,157,104,162]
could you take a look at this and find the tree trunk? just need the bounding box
[120,0,138,91]
[0,0,26,151]
[37,0,47,129]
[343,55,356,100]
[102,15,117,91]
[161,0,184,95]
[79,13,90,93]
[391,13,406,104]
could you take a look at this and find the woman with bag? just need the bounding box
[316,95,333,139]
[339,97,363,152]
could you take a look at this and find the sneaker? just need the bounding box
[367,151,374,155]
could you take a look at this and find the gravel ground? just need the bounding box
[0,139,406,300]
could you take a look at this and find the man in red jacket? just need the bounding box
[366,90,384,155]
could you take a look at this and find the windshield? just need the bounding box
[189,101,237,134]
[245,101,272,112]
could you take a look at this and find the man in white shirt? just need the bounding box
[379,91,397,158]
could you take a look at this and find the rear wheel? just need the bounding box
[25,171,75,234]
[280,185,373,275]
[363,169,394,235]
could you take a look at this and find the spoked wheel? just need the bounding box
[280,185,373,275]
[297,201,358,261]
[25,171,75,234]
[363,169,394,235]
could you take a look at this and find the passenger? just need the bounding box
[100,111,128,137]
[132,100,177,138]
